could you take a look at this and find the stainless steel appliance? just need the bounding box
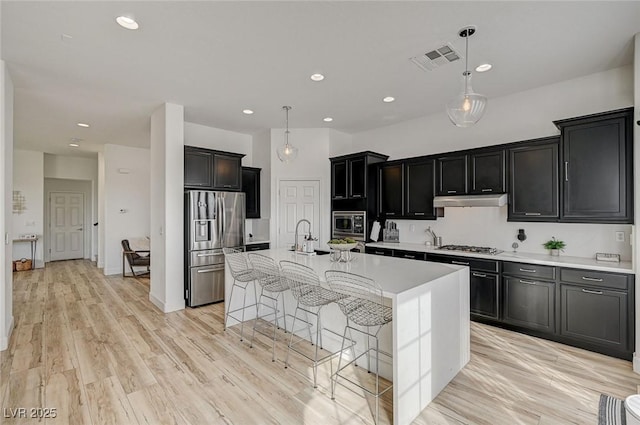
[332,211,366,241]
[437,245,503,255]
[185,190,245,307]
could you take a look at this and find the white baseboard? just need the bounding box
[1,315,15,351]
[103,267,122,276]
[633,353,640,374]
[148,293,185,313]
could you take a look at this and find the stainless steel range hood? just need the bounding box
[433,193,508,208]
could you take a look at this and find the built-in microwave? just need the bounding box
[332,211,366,241]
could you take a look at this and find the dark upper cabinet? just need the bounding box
[508,138,559,221]
[213,153,242,190]
[330,152,388,200]
[242,167,261,219]
[437,155,468,195]
[554,108,633,223]
[184,146,245,191]
[332,160,348,199]
[379,162,404,217]
[405,158,436,219]
[184,148,214,188]
[470,150,506,194]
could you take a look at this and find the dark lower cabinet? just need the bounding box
[364,246,394,256]
[391,250,426,261]
[470,271,499,320]
[503,277,555,333]
[560,284,628,351]
[245,242,270,252]
[242,167,261,218]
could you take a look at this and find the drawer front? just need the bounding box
[392,250,427,261]
[503,262,556,280]
[427,254,499,273]
[560,268,629,291]
[246,243,270,252]
[365,247,394,257]
[190,249,225,267]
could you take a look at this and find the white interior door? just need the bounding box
[278,180,320,249]
[50,192,84,261]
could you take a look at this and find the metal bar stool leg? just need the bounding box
[239,284,248,341]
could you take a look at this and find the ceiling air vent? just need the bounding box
[410,43,461,72]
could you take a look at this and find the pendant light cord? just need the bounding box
[464,31,469,95]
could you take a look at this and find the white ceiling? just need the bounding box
[2,1,639,157]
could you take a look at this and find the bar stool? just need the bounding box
[222,247,259,342]
[325,270,393,425]
[280,260,346,389]
[248,253,289,362]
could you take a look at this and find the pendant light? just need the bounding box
[277,106,298,163]
[446,26,487,127]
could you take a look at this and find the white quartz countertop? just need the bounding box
[251,248,465,297]
[245,239,270,245]
[366,242,634,274]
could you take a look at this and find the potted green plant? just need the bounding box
[543,237,566,256]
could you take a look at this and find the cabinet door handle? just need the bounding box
[519,279,537,285]
[472,272,487,278]
[581,276,604,282]
[564,161,569,182]
[481,188,493,192]
[223,185,232,188]
[447,190,457,194]
[404,254,416,259]
[414,212,425,216]
[524,212,541,216]
[519,268,537,273]
[386,213,395,216]
[452,260,469,266]
[374,251,385,255]
[352,195,362,198]
[581,288,603,295]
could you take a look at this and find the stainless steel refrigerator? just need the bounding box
[185,190,245,307]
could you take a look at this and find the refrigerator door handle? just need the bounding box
[221,196,226,242]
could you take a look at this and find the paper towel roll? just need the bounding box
[370,221,381,242]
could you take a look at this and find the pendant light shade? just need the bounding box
[277,106,298,163]
[446,26,487,127]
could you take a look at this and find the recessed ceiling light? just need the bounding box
[77,122,90,128]
[475,63,492,73]
[323,117,333,122]
[69,143,79,147]
[116,16,139,30]
[382,96,395,103]
[310,73,325,82]
[242,109,254,115]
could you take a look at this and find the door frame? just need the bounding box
[276,178,323,250]
[47,190,86,262]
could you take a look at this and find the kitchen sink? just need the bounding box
[287,249,331,256]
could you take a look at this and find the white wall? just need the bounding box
[184,121,253,166]
[150,103,185,313]
[101,144,150,275]
[328,128,353,157]
[350,65,634,260]
[269,128,332,250]
[97,151,105,267]
[44,154,98,261]
[12,150,44,267]
[1,59,15,351]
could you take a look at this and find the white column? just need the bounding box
[0,59,15,351]
[149,103,185,313]
[633,33,640,373]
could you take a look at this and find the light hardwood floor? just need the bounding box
[1,260,639,424]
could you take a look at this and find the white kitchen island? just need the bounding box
[225,248,470,425]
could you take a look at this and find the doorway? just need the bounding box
[49,192,84,261]
[277,180,320,249]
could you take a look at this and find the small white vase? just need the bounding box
[550,249,560,256]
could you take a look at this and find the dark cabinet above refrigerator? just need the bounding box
[184,146,245,191]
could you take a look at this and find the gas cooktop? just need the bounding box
[437,245,504,255]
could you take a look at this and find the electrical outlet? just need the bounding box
[615,231,625,242]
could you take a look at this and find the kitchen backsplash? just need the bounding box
[384,206,633,261]
[246,218,270,242]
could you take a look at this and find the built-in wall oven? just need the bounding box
[332,211,366,241]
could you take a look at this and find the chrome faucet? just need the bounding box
[294,219,312,252]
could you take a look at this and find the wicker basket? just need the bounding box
[13,258,32,271]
